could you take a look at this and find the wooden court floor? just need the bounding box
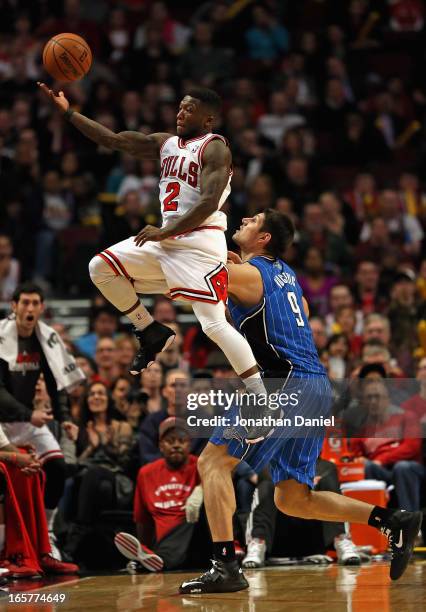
[0,562,425,612]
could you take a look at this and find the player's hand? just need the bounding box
[184,485,203,523]
[227,251,242,265]
[134,225,167,247]
[37,82,70,113]
[31,408,54,428]
[13,452,42,473]
[62,421,79,441]
[19,443,37,457]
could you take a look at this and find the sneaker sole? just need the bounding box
[130,334,176,375]
[179,581,249,594]
[114,533,163,572]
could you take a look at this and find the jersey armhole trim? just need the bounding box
[159,135,175,157]
[198,134,228,168]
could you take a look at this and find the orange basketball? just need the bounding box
[43,33,92,82]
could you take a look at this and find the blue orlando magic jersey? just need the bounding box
[228,256,326,377]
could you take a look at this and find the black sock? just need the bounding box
[213,541,235,563]
[368,506,397,530]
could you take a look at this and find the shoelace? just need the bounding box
[380,526,395,558]
[198,559,220,581]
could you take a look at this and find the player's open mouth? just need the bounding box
[26,315,34,322]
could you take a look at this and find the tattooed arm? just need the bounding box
[38,82,170,159]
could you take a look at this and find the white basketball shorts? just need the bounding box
[97,226,229,304]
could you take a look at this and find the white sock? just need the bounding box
[127,303,154,331]
[244,372,266,395]
[0,524,5,553]
[45,507,57,532]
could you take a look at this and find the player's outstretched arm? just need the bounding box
[37,82,170,159]
[134,139,232,246]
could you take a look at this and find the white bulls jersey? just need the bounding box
[158,133,231,231]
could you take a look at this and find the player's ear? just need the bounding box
[259,232,272,247]
[205,114,214,130]
[11,300,17,314]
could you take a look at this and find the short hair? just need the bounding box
[261,209,295,258]
[12,282,44,303]
[186,87,222,114]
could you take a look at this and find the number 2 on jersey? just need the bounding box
[287,292,305,327]
[163,181,180,212]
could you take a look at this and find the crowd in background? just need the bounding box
[0,0,426,569]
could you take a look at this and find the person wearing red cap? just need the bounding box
[114,417,206,572]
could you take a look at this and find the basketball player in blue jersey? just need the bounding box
[180,209,422,594]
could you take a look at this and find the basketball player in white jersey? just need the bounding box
[38,83,266,396]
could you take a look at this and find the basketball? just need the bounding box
[42,33,92,82]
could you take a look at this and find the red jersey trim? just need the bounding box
[97,252,120,276]
[198,134,228,168]
[104,249,132,281]
[159,135,174,157]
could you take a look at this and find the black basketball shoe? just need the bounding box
[179,559,249,594]
[130,321,176,374]
[379,510,422,580]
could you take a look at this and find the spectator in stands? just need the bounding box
[179,21,234,87]
[299,203,351,272]
[75,305,119,359]
[139,369,204,465]
[334,305,363,359]
[245,5,289,63]
[402,356,426,422]
[115,334,137,377]
[152,296,177,324]
[95,337,120,387]
[388,270,421,373]
[351,379,424,513]
[361,190,424,258]
[115,417,207,572]
[140,361,164,414]
[326,284,363,335]
[0,234,19,301]
[309,317,328,352]
[363,313,391,347]
[344,173,380,222]
[353,261,383,314]
[111,376,131,417]
[258,91,305,148]
[205,350,235,378]
[67,381,133,559]
[355,217,394,263]
[299,247,338,317]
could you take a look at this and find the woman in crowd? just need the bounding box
[139,361,164,414]
[65,382,133,560]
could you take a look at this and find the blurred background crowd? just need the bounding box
[0,0,426,570]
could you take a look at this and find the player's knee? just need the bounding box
[198,444,231,478]
[274,486,310,516]
[88,255,111,285]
